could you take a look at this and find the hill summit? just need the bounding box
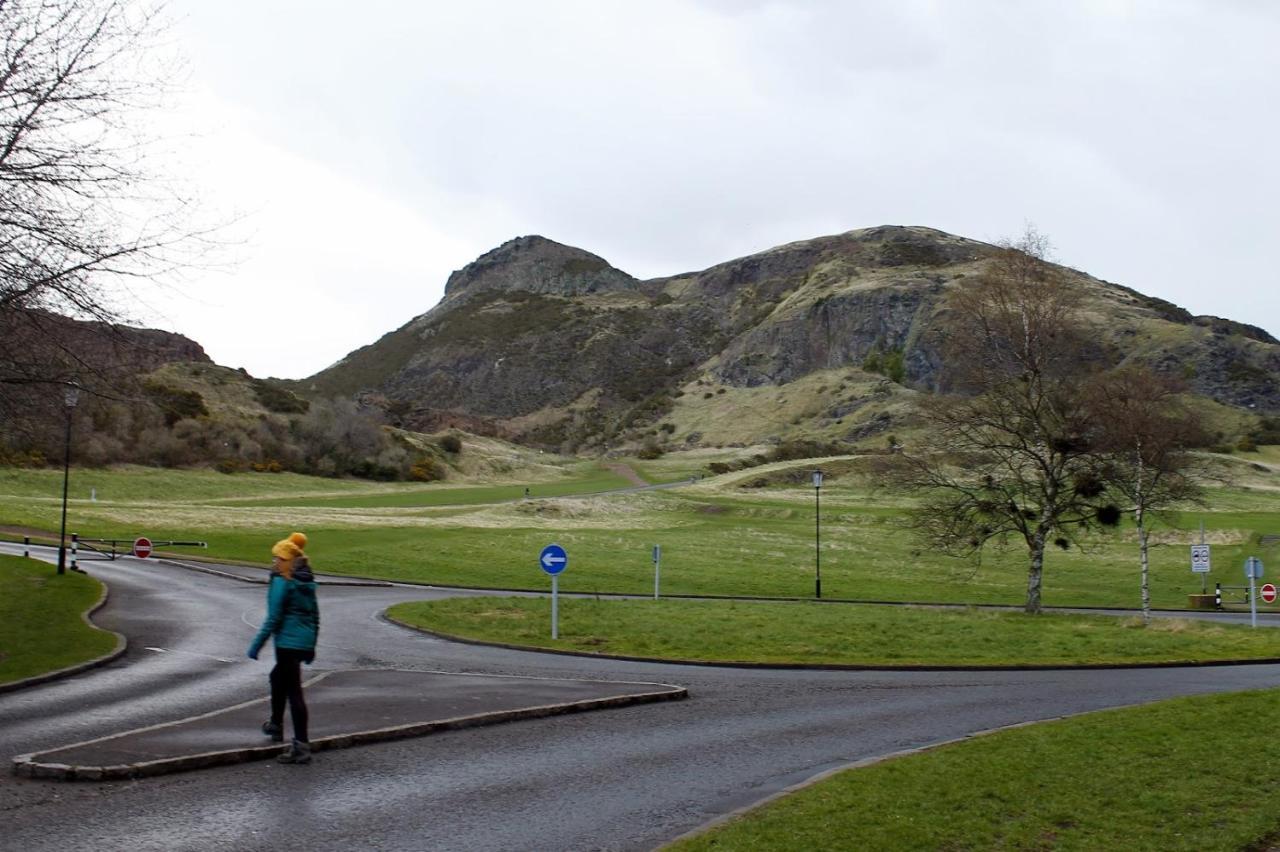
[302,226,1280,452]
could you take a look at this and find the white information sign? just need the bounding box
[1190,544,1211,573]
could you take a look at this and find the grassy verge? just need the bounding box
[0,554,118,685]
[387,597,1280,666]
[671,688,1280,850]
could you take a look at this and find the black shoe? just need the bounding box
[277,739,311,765]
[261,720,283,742]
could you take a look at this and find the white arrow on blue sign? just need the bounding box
[540,543,568,575]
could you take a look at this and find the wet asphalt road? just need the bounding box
[4,548,1280,851]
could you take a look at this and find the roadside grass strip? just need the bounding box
[387,597,1280,667]
[669,688,1280,851]
[0,554,118,685]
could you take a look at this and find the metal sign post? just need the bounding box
[813,470,823,600]
[653,544,661,600]
[540,543,568,639]
[1191,521,1211,595]
[1246,557,1264,628]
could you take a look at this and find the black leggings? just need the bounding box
[269,648,310,742]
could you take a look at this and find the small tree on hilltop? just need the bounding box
[1088,366,1208,623]
[894,227,1118,613]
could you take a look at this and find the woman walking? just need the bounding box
[248,531,320,765]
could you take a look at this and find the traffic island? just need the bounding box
[11,669,686,781]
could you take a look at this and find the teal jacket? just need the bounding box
[248,560,319,658]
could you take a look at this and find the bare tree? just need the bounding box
[1089,366,1208,622]
[897,227,1117,613]
[0,0,194,414]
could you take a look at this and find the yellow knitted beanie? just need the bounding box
[271,539,302,561]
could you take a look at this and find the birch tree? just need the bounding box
[1090,367,1207,622]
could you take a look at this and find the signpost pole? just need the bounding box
[1250,570,1257,629]
[653,544,661,600]
[1200,521,1207,595]
[1246,557,1263,629]
[813,470,823,600]
[539,543,567,640]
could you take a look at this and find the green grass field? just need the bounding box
[672,688,1280,851]
[0,554,118,684]
[1,455,1277,610]
[387,596,1280,666]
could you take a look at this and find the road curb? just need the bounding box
[0,578,126,695]
[384,613,1280,672]
[10,672,687,781]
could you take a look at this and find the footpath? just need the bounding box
[13,669,686,780]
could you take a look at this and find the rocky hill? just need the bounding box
[299,226,1280,452]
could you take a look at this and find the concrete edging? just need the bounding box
[384,613,1280,672]
[11,672,687,781]
[0,579,126,695]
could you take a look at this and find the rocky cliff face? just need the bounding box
[0,308,210,386]
[304,226,1280,448]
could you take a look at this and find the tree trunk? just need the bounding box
[1026,524,1050,614]
[1137,508,1151,624]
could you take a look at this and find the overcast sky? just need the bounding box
[139,0,1279,379]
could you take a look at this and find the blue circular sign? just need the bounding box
[539,543,568,575]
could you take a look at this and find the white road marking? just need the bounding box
[144,647,238,664]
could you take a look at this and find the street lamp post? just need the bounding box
[813,469,823,599]
[56,383,79,575]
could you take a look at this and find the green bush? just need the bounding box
[768,440,848,462]
[440,434,463,454]
[637,438,664,460]
[143,381,209,426]
[1251,416,1280,445]
[410,457,446,482]
[863,347,906,383]
[250,380,310,414]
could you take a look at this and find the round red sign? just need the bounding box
[132,537,153,559]
[1262,583,1277,604]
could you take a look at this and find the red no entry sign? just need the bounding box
[1262,583,1277,604]
[133,537,153,559]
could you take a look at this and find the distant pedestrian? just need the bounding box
[248,531,320,765]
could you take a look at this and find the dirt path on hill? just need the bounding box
[603,462,647,487]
